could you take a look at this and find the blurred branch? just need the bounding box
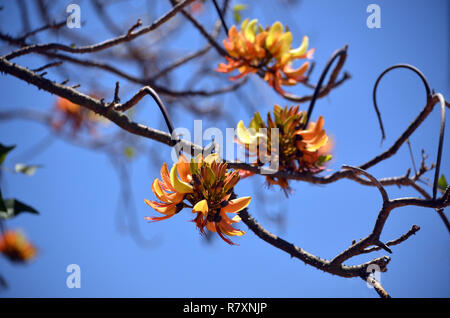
[4,0,195,59]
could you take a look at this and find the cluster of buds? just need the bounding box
[236,105,332,192]
[51,97,104,136]
[144,154,251,245]
[217,19,315,94]
[0,230,37,263]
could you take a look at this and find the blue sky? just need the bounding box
[0,0,448,297]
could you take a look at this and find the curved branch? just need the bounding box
[342,165,389,202]
[278,46,350,105]
[359,94,440,170]
[304,45,349,127]
[432,93,446,200]
[372,64,432,141]
[114,85,175,134]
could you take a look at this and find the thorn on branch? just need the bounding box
[114,81,121,104]
[127,19,143,35]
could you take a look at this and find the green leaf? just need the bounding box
[438,174,448,194]
[249,112,264,130]
[14,163,42,176]
[0,198,39,220]
[318,154,332,165]
[190,158,200,177]
[0,143,16,165]
[232,4,248,24]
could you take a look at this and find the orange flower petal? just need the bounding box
[221,196,251,213]
[160,163,175,192]
[144,215,175,223]
[144,199,177,215]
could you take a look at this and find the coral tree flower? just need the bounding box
[51,97,103,135]
[145,154,250,245]
[217,19,315,94]
[0,230,37,263]
[236,105,332,193]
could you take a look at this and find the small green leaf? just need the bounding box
[318,154,332,165]
[14,163,42,176]
[232,4,248,24]
[0,143,16,165]
[0,198,39,220]
[438,174,448,194]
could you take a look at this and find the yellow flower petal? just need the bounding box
[204,153,220,165]
[266,21,283,48]
[170,164,193,194]
[289,35,309,58]
[236,120,253,144]
[240,18,249,31]
[276,31,292,57]
[193,199,209,216]
[244,19,258,42]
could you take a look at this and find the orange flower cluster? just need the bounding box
[0,230,37,263]
[145,154,251,245]
[236,105,332,192]
[217,19,315,94]
[52,97,103,135]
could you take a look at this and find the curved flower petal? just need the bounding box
[144,215,175,223]
[306,131,328,152]
[160,162,175,192]
[215,223,236,245]
[144,199,178,215]
[244,19,258,42]
[177,155,191,183]
[218,221,245,236]
[170,164,193,194]
[221,196,251,213]
[284,62,309,79]
[152,179,185,203]
[266,21,283,49]
[193,199,209,217]
[289,35,309,58]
